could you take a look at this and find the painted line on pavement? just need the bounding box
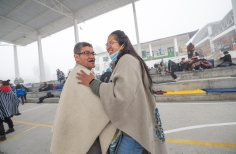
[13,120,52,128]
[21,104,48,113]
[165,122,236,134]
[11,120,236,148]
[167,138,236,148]
[0,126,38,144]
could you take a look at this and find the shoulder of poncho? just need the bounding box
[72,64,91,74]
[118,54,139,66]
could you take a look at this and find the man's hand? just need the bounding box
[76,70,95,87]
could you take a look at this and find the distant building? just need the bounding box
[192,10,236,55]
[94,52,111,76]
[133,30,198,61]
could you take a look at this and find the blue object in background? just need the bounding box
[208,59,214,67]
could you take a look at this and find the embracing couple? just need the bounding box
[50,30,168,154]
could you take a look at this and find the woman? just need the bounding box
[0,80,20,141]
[77,30,168,154]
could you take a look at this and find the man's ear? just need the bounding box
[74,54,79,62]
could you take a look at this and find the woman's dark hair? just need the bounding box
[110,30,153,92]
[1,79,10,86]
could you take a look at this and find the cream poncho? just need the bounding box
[99,54,168,154]
[50,64,116,154]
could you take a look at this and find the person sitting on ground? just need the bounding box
[158,61,169,75]
[189,56,203,71]
[0,80,20,141]
[217,51,236,67]
[37,91,54,104]
[179,58,189,71]
[100,67,112,83]
[168,60,180,81]
[199,56,212,69]
[38,82,49,92]
[15,84,26,104]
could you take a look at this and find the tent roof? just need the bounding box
[0,0,138,46]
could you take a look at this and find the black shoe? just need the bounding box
[5,128,15,134]
[0,135,6,141]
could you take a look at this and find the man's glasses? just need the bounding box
[77,51,96,56]
[105,40,118,47]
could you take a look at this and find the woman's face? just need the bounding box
[106,34,121,55]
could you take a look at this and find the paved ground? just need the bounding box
[0,101,236,154]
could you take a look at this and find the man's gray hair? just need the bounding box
[74,42,93,54]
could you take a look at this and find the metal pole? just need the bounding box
[149,43,152,57]
[132,0,142,57]
[174,37,179,62]
[74,19,79,43]
[37,34,46,82]
[13,45,20,78]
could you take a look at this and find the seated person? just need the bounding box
[189,56,201,70]
[158,61,169,75]
[217,51,236,67]
[38,82,49,92]
[179,58,189,71]
[37,91,54,104]
[199,56,212,69]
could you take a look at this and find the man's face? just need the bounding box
[74,46,95,70]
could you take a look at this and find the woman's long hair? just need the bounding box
[110,30,153,92]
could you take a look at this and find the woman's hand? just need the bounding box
[76,70,95,87]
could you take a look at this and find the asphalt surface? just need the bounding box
[0,101,236,154]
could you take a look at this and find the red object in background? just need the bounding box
[53,85,58,90]
[155,90,166,95]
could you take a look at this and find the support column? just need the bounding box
[149,43,152,57]
[174,38,179,61]
[210,40,215,53]
[13,45,20,78]
[74,19,79,44]
[37,34,46,82]
[232,0,236,32]
[132,0,141,57]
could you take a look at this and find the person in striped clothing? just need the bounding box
[0,80,21,141]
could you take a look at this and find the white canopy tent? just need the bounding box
[0,0,141,81]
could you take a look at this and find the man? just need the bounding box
[50,42,116,154]
[38,82,48,92]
